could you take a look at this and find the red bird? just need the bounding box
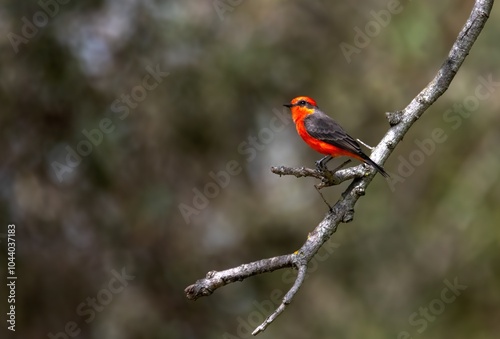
[284,96,388,177]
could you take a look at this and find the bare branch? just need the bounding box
[271,164,367,188]
[185,0,494,335]
[185,255,294,300]
[252,265,308,335]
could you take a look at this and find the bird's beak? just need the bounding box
[283,104,292,108]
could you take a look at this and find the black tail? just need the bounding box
[360,154,389,178]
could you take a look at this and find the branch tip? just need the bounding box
[252,265,308,336]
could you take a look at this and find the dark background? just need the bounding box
[1,1,499,338]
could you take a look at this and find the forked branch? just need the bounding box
[185,0,494,335]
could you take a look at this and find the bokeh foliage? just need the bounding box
[0,0,499,338]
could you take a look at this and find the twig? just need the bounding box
[271,164,366,189]
[314,184,333,210]
[185,0,494,335]
[356,138,374,150]
[252,265,308,335]
[185,255,294,300]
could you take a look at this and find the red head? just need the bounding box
[284,96,318,122]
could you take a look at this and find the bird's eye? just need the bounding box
[298,100,307,106]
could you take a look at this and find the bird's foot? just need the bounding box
[315,160,327,172]
[315,155,332,172]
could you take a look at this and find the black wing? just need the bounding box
[303,111,364,157]
[304,111,389,177]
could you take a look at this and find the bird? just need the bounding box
[284,96,388,177]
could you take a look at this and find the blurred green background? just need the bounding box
[1,0,499,338]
